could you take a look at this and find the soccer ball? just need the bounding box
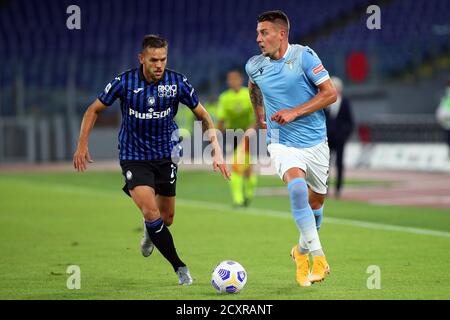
[211,260,247,294]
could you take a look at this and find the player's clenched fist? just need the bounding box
[271,109,298,125]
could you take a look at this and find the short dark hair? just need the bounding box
[142,34,168,51]
[257,10,290,32]
[227,68,244,76]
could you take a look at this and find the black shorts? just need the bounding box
[120,159,178,197]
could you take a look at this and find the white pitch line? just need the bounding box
[4,178,449,238]
[177,199,450,238]
[370,196,450,206]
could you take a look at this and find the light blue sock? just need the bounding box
[313,206,323,230]
[288,178,322,252]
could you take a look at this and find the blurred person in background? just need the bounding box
[436,78,450,157]
[203,95,219,124]
[217,69,257,208]
[325,76,354,199]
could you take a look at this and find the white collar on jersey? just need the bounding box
[269,44,291,62]
[283,44,292,59]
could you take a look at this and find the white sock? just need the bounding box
[299,236,309,255]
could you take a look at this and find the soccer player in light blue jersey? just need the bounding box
[246,10,337,287]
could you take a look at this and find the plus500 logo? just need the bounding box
[129,107,171,119]
[158,85,177,97]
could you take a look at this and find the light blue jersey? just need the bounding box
[245,44,330,148]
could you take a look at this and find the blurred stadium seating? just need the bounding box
[0,0,449,164]
[315,0,449,75]
[0,0,372,97]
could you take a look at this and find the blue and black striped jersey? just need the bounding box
[98,66,199,161]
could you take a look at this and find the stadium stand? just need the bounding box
[0,0,371,100]
[0,0,449,163]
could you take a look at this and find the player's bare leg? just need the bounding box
[130,186,192,285]
[157,195,175,226]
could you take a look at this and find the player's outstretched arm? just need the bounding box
[73,99,107,172]
[248,80,266,129]
[191,103,231,180]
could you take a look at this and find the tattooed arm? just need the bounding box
[248,80,266,129]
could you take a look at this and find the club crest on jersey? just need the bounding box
[286,58,296,70]
[147,96,155,106]
[158,84,177,98]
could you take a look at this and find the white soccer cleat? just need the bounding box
[176,266,193,286]
[140,222,154,257]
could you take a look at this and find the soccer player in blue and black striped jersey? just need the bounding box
[73,35,230,285]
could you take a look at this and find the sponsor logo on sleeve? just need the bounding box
[312,64,325,75]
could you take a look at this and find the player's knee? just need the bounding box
[141,206,160,221]
[287,178,309,209]
[309,199,324,210]
[160,209,175,226]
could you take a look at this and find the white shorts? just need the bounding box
[267,141,330,194]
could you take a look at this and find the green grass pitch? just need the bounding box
[0,169,449,300]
